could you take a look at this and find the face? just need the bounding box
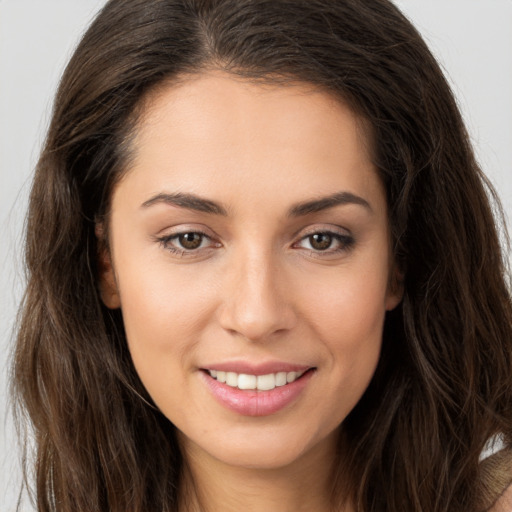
[99,72,401,471]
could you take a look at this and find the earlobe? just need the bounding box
[386,265,404,311]
[95,224,121,309]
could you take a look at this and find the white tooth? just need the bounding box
[238,374,257,390]
[257,373,276,391]
[275,372,287,387]
[286,371,297,383]
[217,371,226,383]
[226,372,238,387]
[210,369,218,378]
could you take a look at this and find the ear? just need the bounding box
[385,264,404,311]
[95,224,121,309]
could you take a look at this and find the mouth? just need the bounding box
[202,368,314,391]
[200,366,316,416]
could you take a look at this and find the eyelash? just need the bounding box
[157,229,355,258]
[293,230,355,257]
[157,230,216,257]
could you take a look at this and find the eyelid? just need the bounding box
[291,224,355,257]
[154,223,216,238]
[154,225,221,256]
[296,224,351,238]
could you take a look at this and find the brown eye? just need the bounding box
[295,230,355,256]
[178,232,204,249]
[158,229,219,256]
[308,233,333,251]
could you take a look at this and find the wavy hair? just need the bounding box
[13,0,512,511]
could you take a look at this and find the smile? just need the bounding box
[201,366,315,416]
[207,369,307,391]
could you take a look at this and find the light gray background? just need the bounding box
[1,1,511,510]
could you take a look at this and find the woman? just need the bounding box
[13,0,512,511]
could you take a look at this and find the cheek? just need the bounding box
[313,291,385,381]
[115,261,222,420]
[115,256,219,374]
[296,257,389,397]
[300,259,390,344]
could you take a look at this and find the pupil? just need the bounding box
[179,233,202,249]
[310,233,332,250]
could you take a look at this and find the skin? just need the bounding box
[494,486,512,512]
[98,72,402,512]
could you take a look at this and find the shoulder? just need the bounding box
[488,484,512,512]
[480,443,512,512]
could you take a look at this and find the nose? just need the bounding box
[218,246,297,342]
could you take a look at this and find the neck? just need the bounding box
[178,431,352,512]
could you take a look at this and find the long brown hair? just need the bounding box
[13,0,512,511]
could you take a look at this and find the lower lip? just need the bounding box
[200,370,314,417]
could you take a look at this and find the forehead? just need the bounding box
[114,71,384,216]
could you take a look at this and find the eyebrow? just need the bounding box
[288,191,372,216]
[141,192,228,215]
[141,191,372,216]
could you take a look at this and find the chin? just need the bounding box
[179,422,339,472]
[214,444,306,470]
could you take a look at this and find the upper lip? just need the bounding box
[200,361,313,376]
